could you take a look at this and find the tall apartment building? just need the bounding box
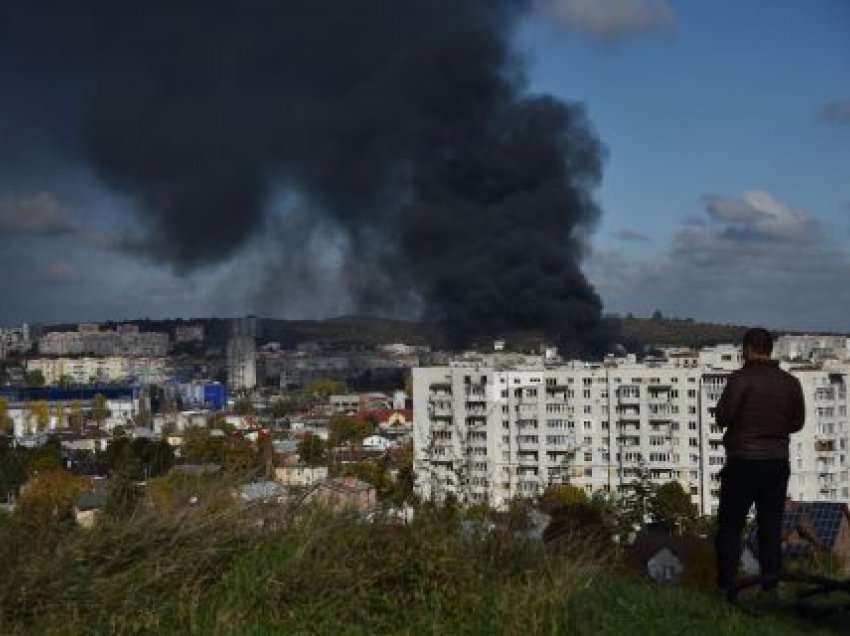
[39,325,169,357]
[227,318,257,393]
[413,350,850,514]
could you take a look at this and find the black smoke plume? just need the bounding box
[2,1,613,355]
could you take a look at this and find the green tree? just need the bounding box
[68,400,85,433]
[53,401,67,429]
[649,481,697,531]
[328,414,370,448]
[0,446,28,501]
[182,426,225,464]
[27,400,50,433]
[103,471,141,520]
[160,421,178,438]
[297,433,327,467]
[620,459,656,529]
[542,483,589,508]
[135,399,152,428]
[58,374,75,388]
[223,436,258,474]
[26,437,63,474]
[305,377,348,398]
[24,369,45,387]
[0,397,13,436]
[16,468,88,527]
[269,397,298,419]
[207,413,235,434]
[91,394,109,429]
[233,397,255,416]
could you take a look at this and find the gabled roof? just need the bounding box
[630,529,710,567]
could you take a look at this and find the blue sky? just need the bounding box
[0,0,848,332]
[519,0,850,330]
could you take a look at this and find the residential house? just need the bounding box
[275,465,328,487]
[629,529,715,585]
[309,477,377,512]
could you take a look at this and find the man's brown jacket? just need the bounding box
[715,359,805,460]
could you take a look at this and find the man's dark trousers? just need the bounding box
[715,457,790,591]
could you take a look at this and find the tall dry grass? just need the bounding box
[0,492,605,635]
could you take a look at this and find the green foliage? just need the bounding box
[622,316,750,349]
[650,481,697,530]
[269,396,300,419]
[620,460,657,528]
[305,377,348,398]
[24,369,45,387]
[327,414,371,448]
[103,472,142,520]
[339,459,391,496]
[14,468,88,528]
[182,425,226,464]
[207,412,235,433]
[0,397,12,435]
[25,437,63,475]
[233,397,255,416]
[58,374,75,388]
[91,393,109,427]
[0,446,28,501]
[105,437,175,480]
[68,400,85,433]
[566,574,833,635]
[26,400,50,432]
[0,500,838,635]
[296,433,327,467]
[542,483,589,507]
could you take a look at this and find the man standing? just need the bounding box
[714,328,805,597]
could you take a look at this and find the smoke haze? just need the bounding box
[2,1,611,354]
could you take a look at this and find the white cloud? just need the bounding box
[539,0,676,40]
[611,228,651,242]
[0,192,78,235]
[702,191,817,243]
[587,191,850,330]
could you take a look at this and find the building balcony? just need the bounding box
[518,454,539,467]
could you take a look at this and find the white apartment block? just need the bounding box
[39,327,170,357]
[774,334,850,363]
[175,325,205,343]
[26,357,168,385]
[0,323,32,358]
[413,349,850,515]
[227,335,257,392]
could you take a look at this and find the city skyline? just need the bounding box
[0,1,848,332]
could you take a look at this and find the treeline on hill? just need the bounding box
[621,314,751,349]
[31,313,846,356]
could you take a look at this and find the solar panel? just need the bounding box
[748,502,848,558]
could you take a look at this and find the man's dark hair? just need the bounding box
[743,328,773,356]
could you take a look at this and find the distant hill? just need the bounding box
[30,314,844,353]
[620,316,751,349]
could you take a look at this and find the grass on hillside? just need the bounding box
[0,500,844,635]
